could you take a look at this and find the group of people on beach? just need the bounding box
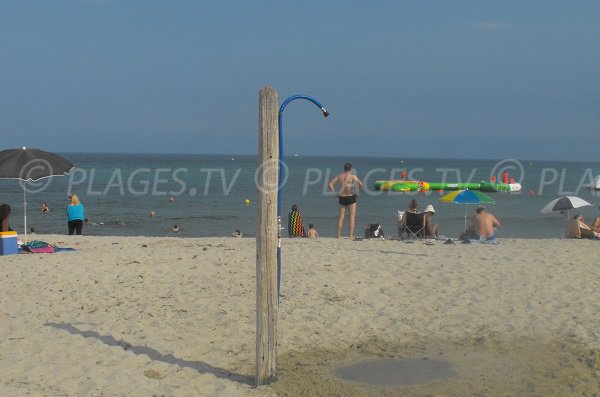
[287,162,362,240]
[287,161,502,242]
[399,197,501,242]
[0,195,86,236]
[4,161,597,242]
[287,204,319,238]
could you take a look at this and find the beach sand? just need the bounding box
[1,235,599,396]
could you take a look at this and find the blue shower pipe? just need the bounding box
[277,95,328,301]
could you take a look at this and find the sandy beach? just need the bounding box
[1,235,599,396]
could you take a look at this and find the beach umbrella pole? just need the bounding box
[23,184,27,242]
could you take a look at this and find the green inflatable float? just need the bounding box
[373,180,521,192]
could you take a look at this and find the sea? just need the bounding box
[1,153,599,239]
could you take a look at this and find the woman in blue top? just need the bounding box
[66,194,85,235]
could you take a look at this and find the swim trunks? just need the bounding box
[338,195,357,206]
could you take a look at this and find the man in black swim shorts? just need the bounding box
[328,162,364,239]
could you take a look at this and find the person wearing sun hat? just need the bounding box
[423,204,439,238]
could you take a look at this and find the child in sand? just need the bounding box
[307,224,319,238]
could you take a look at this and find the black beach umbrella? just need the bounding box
[0,147,74,241]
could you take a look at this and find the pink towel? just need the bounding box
[28,246,55,253]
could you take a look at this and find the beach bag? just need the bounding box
[364,223,385,239]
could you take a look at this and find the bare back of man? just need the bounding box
[328,163,364,239]
[472,208,500,239]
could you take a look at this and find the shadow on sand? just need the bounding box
[45,322,253,386]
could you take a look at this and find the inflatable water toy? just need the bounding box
[373,180,522,193]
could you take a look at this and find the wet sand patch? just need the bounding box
[336,357,455,386]
[270,335,600,396]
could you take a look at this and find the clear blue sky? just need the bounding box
[1,1,599,161]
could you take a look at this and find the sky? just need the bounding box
[1,1,599,161]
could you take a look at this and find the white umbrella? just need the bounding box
[540,196,593,214]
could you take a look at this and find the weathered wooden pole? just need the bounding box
[256,86,279,386]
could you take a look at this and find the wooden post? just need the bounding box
[256,86,279,386]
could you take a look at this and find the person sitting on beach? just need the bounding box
[572,214,600,233]
[232,229,244,238]
[1,204,12,232]
[288,204,306,237]
[398,199,419,236]
[589,210,600,232]
[471,207,500,241]
[423,204,439,238]
[407,198,418,213]
[307,224,319,238]
[565,214,600,239]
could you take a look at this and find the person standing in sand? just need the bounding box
[471,206,500,241]
[66,194,85,235]
[328,162,364,239]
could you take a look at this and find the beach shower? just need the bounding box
[277,95,329,299]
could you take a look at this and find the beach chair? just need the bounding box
[402,212,426,239]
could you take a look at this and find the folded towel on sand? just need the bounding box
[19,240,76,254]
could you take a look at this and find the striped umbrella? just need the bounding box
[439,189,495,231]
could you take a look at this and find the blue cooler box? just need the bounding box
[0,231,18,255]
